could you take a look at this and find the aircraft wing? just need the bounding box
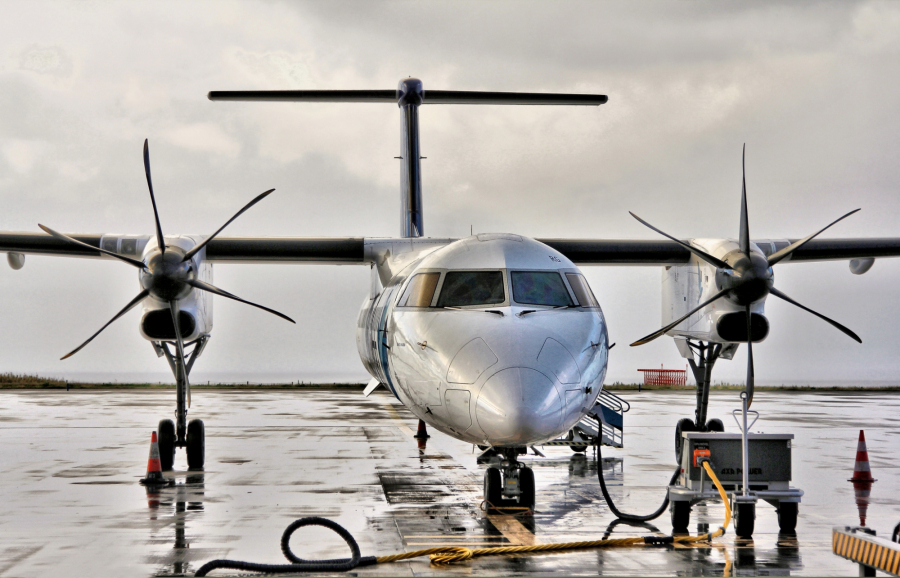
[540,238,900,265]
[3,232,900,266]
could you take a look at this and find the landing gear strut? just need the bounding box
[675,340,726,464]
[153,332,209,471]
[483,447,535,512]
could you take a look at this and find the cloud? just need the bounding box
[165,123,241,158]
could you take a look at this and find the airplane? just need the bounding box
[2,77,900,512]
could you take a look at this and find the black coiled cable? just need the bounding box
[596,431,681,522]
[194,517,376,576]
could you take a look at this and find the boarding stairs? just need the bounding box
[542,388,629,449]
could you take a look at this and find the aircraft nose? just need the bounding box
[475,367,563,445]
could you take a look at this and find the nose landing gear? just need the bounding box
[483,447,535,512]
[152,335,209,471]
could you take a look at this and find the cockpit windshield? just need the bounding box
[511,271,573,307]
[565,273,600,308]
[437,271,505,307]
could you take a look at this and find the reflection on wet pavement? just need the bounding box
[0,388,897,576]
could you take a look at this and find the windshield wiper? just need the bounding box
[443,306,504,317]
[517,305,578,317]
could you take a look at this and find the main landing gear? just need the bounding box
[674,340,728,464]
[483,447,535,512]
[153,333,209,472]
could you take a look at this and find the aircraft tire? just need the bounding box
[706,418,725,432]
[518,467,535,511]
[187,419,205,471]
[567,429,588,453]
[158,419,176,472]
[675,418,696,465]
[484,467,502,510]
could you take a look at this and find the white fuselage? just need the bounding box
[356,234,609,447]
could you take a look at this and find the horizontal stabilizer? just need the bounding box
[424,90,606,105]
[208,90,397,103]
[208,90,607,106]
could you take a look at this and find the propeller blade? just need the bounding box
[143,139,165,255]
[39,224,145,268]
[61,289,149,359]
[188,279,296,324]
[739,144,751,257]
[745,305,754,408]
[181,188,276,263]
[631,288,730,346]
[629,212,732,270]
[769,286,861,343]
[168,300,190,408]
[767,208,861,267]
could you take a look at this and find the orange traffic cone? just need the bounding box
[849,429,876,526]
[140,431,170,486]
[849,430,877,483]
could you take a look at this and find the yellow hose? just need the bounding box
[374,460,733,568]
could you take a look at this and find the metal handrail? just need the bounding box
[598,388,630,413]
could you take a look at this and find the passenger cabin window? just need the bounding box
[511,271,573,306]
[398,272,440,307]
[437,271,505,307]
[565,273,600,308]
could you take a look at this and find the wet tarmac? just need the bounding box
[0,388,897,577]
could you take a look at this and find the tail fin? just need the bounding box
[209,79,607,238]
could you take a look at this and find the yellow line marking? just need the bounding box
[403,534,503,540]
[380,401,416,438]
[487,514,541,546]
[406,542,508,548]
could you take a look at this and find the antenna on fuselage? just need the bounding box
[208,81,607,239]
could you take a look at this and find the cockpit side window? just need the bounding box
[398,272,441,307]
[565,273,600,308]
[436,271,505,307]
[511,271,573,306]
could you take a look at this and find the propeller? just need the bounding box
[630,144,861,405]
[43,138,295,361]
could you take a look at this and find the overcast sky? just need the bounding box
[1,1,899,385]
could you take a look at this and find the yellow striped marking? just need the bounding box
[487,514,541,546]
[833,528,900,575]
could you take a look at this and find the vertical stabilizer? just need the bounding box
[398,79,424,238]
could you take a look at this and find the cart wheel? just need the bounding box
[675,418,696,464]
[734,502,756,538]
[671,501,691,533]
[706,418,724,432]
[777,502,798,533]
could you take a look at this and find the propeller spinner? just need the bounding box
[40,139,295,363]
[629,145,861,405]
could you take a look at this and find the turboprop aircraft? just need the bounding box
[2,78,900,511]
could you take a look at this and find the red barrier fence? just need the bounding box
[637,367,688,386]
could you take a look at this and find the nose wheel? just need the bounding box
[483,448,535,512]
[152,334,209,471]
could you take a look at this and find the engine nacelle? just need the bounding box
[662,239,769,344]
[96,234,214,342]
[7,252,24,270]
